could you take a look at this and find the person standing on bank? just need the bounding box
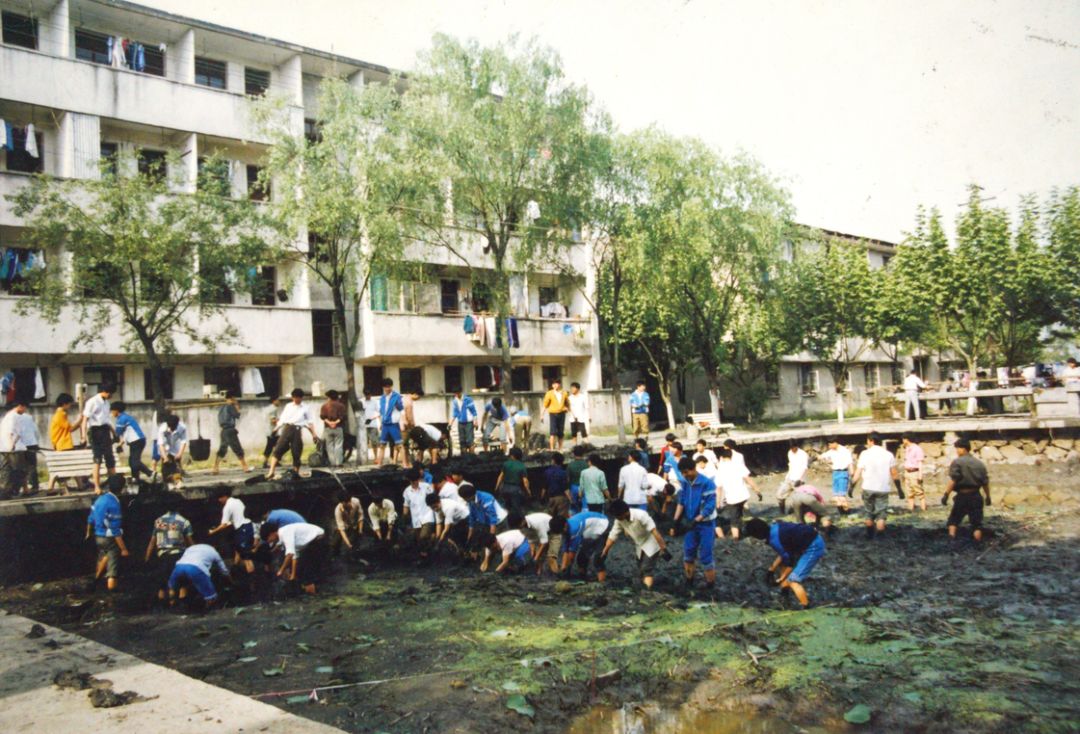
[568,382,590,446]
[376,378,405,466]
[83,383,116,492]
[629,381,651,438]
[320,390,348,468]
[111,401,153,483]
[213,391,251,474]
[449,388,479,455]
[542,379,570,451]
[942,437,991,542]
[265,388,317,480]
[904,369,928,420]
[261,396,281,469]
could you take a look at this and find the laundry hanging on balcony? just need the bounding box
[23,124,38,158]
[241,367,265,396]
[0,120,6,150]
[509,275,528,316]
[484,316,497,348]
[0,371,14,406]
[505,318,520,348]
[472,315,485,345]
[106,36,128,68]
[34,368,45,400]
[0,248,45,287]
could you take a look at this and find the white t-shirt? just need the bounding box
[367,499,397,526]
[14,413,39,449]
[857,445,896,494]
[403,483,435,527]
[715,460,751,505]
[437,497,470,525]
[82,394,111,427]
[568,393,589,422]
[644,473,668,497]
[221,497,251,528]
[786,449,809,482]
[618,462,649,505]
[419,424,443,442]
[1062,366,1080,386]
[730,449,746,471]
[821,446,853,472]
[496,529,527,557]
[904,374,927,391]
[693,449,718,470]
[438,481,461,501]
[582,516,611,540]
[0,409,20,452]
[278,401,313,427]
[696,462,717,480]
[278,522,325,556]
[361,398,380,426]
[176,544,229,576]
[524,512,553,544]
[335,497,362,531]
[610,509,660,557]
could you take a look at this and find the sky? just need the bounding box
[146,0,1079,242]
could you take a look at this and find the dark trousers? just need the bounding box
[272,425,303,468]
[502,485,525,515]
[297,537,328,586]
[23,447,39,491]
[127,439,152,479]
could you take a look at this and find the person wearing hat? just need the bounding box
[942,437,991,542]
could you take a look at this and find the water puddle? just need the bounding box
[567,703,819,734]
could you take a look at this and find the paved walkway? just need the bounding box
[0,610,343,733]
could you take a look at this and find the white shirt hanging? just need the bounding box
[525,200,541,223]
[24,124,38,158]
[0,120,7,149]
[34,368,45,400]
[111,37,127,68]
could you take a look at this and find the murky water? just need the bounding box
[568,704,818,734]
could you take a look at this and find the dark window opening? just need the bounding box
[256,367,282,399]
[197,156,231,195]
[443,365,463,394]
[471,282,491,312]
[84,366,124,398]
[81,262,115,299]
[440,279,460,314]
[100,141,118,176]
[304,118,322,145]
[75,29,110,65]
[540,365,562,387]
[474,366,500,390]
[244,67,270,96]
[511,366,532,392]
[361,366,384,396]
[203,367,241,397]
[143,367,175,401]
[139,265,169,302]
[141,44,165,76]
[4,127,43,173]
[11,367,46,404]
[194,56,227,89]
[539,286,558,306]
[399,368,423,395]
[2,11,38,49]
[246,164,269,201]
[251,266,276,306]
[137,149,167,183]
[765,367,780,398]
[312,309,336,356]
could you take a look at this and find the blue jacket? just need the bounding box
[468,491,505,528]
[266,509,305,527]
[484,402,509,421]
[379,391,404,423]
[678,474,717,522]
[451,395,478,423]
[629,390,650,414]
[663,452,685,485]
[114,412,145,442]
[544,465,568,497]
[768,522,818,565]
[88,492,123,537]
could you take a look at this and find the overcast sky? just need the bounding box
[148,0,1079,242]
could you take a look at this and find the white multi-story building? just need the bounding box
[0,0,602,437]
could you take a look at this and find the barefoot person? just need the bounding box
[144,506,194,602]
[819,438,853,513]
[745,517,825,609]
[901,435,927,511]
[942,437,991,542]
[82,383,116,492]
[86,475,129,591]
[208,487,255,574]
[213,391,251,474]
[671,456,718,589]
[852,432,898,539]
[601,499,671,589]
[167,543,230,608]
[265,389,317,480]
[263,521,328,595]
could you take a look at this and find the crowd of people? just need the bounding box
[82,427,992,612]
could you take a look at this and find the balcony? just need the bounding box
[0,296,311,358]
[0,45,302,144]
[360,311,594,361]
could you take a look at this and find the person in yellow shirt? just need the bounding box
[541,379,570,451]
[48,393,83,494]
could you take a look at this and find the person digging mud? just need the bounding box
[460,482,508,566]
[262,521,327,595]
[489,521,533,574]
[671,456,718,590]
[167,543,231,609]
[208,487,256,575]
[786,481,833,534]
[601,499,671,589]
[144,507,194,603]
[331,491,364,558]
[511,511,557,575]
[254,508,305,571]
[428,492,471,555]
[558,509,610,581]
[714,447,755,541]
[745,517,825,609]
[942,437,991,543]
[368,487,399,546]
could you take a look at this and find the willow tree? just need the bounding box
[8,152,269,415]
[399,35,605,407]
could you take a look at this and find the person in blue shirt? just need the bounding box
[110,401,152,482]
[629,381,651,438]
[449,389,479,454]
[544,452,569,504]
[662,442,686,487]
[745,518,825,609]
[86,474,129,592]
[481,397,511,450]
[168,543,231,608]
[459,482,507,563]
[264,508,306,527]
[632,438,651,470]
[375,378,405,466]
[671,456,717,589]
[558,510,611,581]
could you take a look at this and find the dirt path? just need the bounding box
[2,464,1078,733]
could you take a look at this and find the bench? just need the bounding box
[687,413,735,437]
[41,449,131,487]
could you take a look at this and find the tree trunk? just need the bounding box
[139,332,168,418]
[657,371,676,431]
[836,388,846,425]
[966,355,979,416]
[610,285,626,443]
[333,288,366,465]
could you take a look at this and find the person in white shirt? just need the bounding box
[694,454,717,482]
[261,396,281,469]
[208,488,255,573]
[1,402,35,496]
[83,384,117,492]
[434,471,460,501]
[332,491,364,557]
[360,389,381,462]
[819,438,854,512]
[903,370,928,420]
[714,447,755,540]
[265,388,317,480]
[644,472,675,516]
[617,451,650,510]
[693,440,719,472]
[156,414,188,490]
[428,492,471,552]
[601,500,670,589]
[367,490,398,544]
[851,432,898,538]
[723,439,746,472]
[490,527,532,573]
[1062,357,1080,387]
[401,467,435,556]
[513,511,557,574]
[263,521,327,595]
[777,442,809,512]
[568,382,590,445]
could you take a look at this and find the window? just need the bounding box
[311,309,337,356]
[140,264,169,302]
[200,262,232,304]
[782,239,796,263]
[251,266,276,306]
[84,366,124,398]
[141,44,165,76]
[511,366,532,392]
[890,363,904,386]
[0,248,43,295]
[443,365,463,394]
[303,118,322,145]
[765,367,780,398]
[471,282,491,312]
[2,11,37,49]
[194,56,227,89]
[75,29,110,65]
[4,127,43,173]
[10,367,46,404]
[798,364,819,396]
[362,366,384,396]
[257,366,282,399]
[143,367,175,401]
[203,366,240,396]
[80,262,115,299]
[440,279,460,313]
[541,366,562,387]
[474,366,499,390]
[138,149,167,183]
[100,142,118,176]
[539,286,559,307]
[399,368,423,395]
[245,67,270,96]
[197,156,231,195]
[864,364,881,392]
[246,164,269,201]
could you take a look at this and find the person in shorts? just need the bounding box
[82,383,116,492]
[852,432,897,539]
[375,378,405,466]
[514,511,558,575]
[787,481,833,533]
[144,507,193,602]
[602,499,671,589]
[86,474,128,591]
[901,434,927,511]
[714,447,753,540]
[168,543,230,608]
[208,487,255,574]
[942,437,991,542]
[745,518,825,609]
[568,382,590,445]
[819,438,853,513]
[402,467,436,557]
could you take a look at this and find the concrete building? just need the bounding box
[0,0,602,442]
